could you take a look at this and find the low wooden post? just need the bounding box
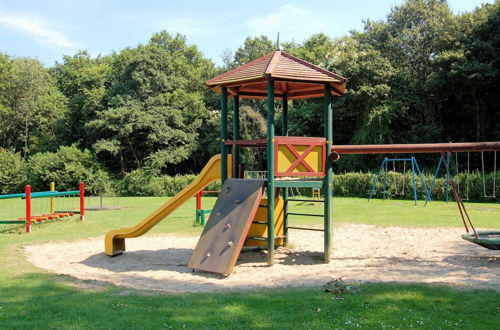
[50,182,55,214]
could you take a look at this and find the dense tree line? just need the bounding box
[0,0,498,194]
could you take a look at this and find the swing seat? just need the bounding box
[461,230,500,250]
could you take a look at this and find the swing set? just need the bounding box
[369,157,431,205]
[333,142,499,250]
[427,151,497,203]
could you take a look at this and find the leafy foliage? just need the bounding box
[0,1,499,196]
[0,148,28,194]
[0,56,67,156]
[28,145,110,194]
[86,32,215,174]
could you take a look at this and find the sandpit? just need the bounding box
[25,224,499,292]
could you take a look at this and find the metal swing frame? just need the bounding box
[369,157,431,205]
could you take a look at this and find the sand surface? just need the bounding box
[25,224,499,292]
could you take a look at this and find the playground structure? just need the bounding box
[194,189,220,225]
[369,157,431,205]
[104,50,500,276]
[0,182,85,232]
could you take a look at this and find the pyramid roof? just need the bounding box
[206,50,347,99]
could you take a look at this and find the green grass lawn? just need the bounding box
[0,195,498,328]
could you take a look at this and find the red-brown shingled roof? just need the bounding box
[206,50,347,99]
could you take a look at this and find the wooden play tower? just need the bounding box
[205,50,347,266]
[104,49,499,274]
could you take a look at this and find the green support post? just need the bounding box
[282,94,289,245]
[221,87,228,183]
[233,94,240,177]
[267,80,275,266]
[324,85,333,263]
[282,94,288,137]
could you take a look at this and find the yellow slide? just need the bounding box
[105,154,231,256]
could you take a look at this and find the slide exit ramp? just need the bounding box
[104,154,231,256]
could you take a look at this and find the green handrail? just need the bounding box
[0,190,79,200]
[30,190,79,199]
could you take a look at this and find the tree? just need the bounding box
[356,0,457,143]
[51,51,112,148]
[0,56,67,155]
[430,1,500,142]
[87,31,216,175]
[233,36,276,66]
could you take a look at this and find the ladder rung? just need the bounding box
[246,235,286,241]
[287,212,324,217]
[245,236,267,241]
[288,226,324,232]
[0,220,25,224]
[287,199,325,203]
[252,221,268,224]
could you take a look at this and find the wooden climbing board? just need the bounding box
[188,179,265,275]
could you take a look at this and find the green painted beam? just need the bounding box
[221,87,228,183]
[30,190,79,199]
[282,94,289,245]
[282,94,288,137]
[0,190,55,200]
[0,220,25,224]
[233,94,240,177]
[324,84,333,263]
[266,80,275,266]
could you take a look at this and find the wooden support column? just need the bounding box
[221,87,228,183]
[323,85,333,262]
[267,80,275,266]
[282,94,289,245]
[233,94,240,178]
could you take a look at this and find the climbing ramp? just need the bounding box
[188,179,266,275]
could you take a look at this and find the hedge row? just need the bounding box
[119,170,498,202]
[331,171,499,202]
[1,147,498,201]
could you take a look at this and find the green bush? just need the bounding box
[0,148,28,194]
[28,145,110,194]
[119,169,223,197]
[120,169,173,196]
